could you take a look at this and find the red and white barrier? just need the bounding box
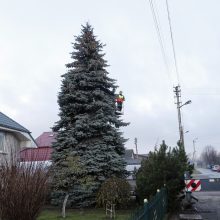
[185,179,201,192]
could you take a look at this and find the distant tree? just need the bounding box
[201,145,219,165]
[51,23,128,208]
[136,140,193,211]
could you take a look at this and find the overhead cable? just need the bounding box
[165,0,180,83]
[148,0,171,81]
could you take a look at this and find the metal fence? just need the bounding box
[129,188,167,220]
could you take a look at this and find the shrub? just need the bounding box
[136,141,193,211]
[96,177,131,208]
[0,155,50,220]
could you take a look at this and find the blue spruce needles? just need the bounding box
[51,23,129,208]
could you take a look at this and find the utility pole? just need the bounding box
[174,85,191,148]
[193,138,198,165]
[174,85,184,146]
[134,137,138,159]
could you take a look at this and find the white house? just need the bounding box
[124,149,148,190]
[0,112,36,156]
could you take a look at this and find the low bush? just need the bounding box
[0,155,50,220]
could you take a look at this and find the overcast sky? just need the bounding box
[1,0,220,158]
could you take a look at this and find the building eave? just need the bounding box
[0,126,37,148]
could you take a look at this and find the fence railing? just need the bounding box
[129,188,167,220]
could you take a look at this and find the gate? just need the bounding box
[199,178,220,191]
[129,188,167,220]
[185,178,220,191]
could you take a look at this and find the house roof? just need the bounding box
[0,112,30,133]
[124,149,134,159]
[124,149,148,165]
[135,154,148,159]
[35,132,56,147]
[19,147,53,161]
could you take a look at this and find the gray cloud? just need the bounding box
[1,0,220,158]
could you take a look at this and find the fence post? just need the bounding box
[129,188,167,220]
[162,188,167,217]
[157,189,161,219]
[144,198,148,220]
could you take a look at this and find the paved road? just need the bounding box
[171,168,220,219]
[194,191,220,220]
[193,167,220,179]
[187,168,220,219]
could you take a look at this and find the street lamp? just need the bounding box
[179,100,192,108]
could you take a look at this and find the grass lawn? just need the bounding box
[38,208,131,220]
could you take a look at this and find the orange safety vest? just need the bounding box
[116,95,125,103]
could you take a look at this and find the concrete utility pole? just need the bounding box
[174,85,184,146]
[134,137,138,159]
[174,85,191,148]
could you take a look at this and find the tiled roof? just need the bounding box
[19,147,52,162]
[35,132,56,147]
[0,112,30,133]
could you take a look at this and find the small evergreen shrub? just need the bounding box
[96,177,131,208]
[136,141,193,211]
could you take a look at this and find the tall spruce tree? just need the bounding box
[52,23,128,207]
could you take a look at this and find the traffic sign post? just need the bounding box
[183,179,199,208]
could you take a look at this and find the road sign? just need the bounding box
[185,179,201,192]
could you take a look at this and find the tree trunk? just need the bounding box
[62,194,69,218]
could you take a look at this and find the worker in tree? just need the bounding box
[116,91,125,112]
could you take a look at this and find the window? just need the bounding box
[0,132,5,152]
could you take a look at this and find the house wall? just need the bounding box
[126,164,141,172]
[126,164,141,180]
[19,132,36,148]
[5,132,21,153]
[0,131,21,155]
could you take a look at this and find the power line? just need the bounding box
[185,93,220,96]
[165,0,180,84]
[148,0,171,81]
[184,88,220,96]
